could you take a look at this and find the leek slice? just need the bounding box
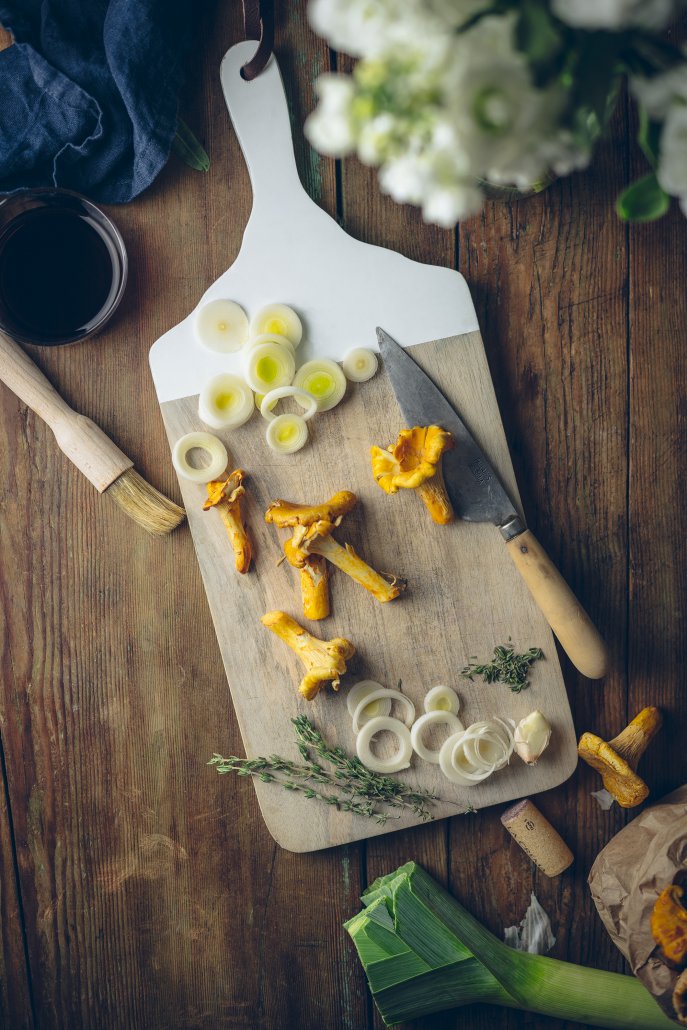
[346,681,391,723]
[247,331,296,355]
[250,303,303,347]
[198,373,254,430]
[356,716,413,773]
[346,862,676,1029]
[265,413,308,454]
[193,299,249,353]
[245,341,296,393]
[423,685,460,715]
[410,711,464,764]
[172,432,228,483]
[260,386,318,423]
[294,359,346,412]
[352,688,415,734]
[343,347,379,383]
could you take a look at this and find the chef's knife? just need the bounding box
[377,327,608,680]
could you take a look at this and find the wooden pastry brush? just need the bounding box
[0,330,185,535]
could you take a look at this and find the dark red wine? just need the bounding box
[0,206,119,345]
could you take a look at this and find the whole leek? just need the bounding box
[345,862,676,1029]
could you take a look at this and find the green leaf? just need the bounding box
[616,173,670,222]
[637,105,662,167]
[172,117,210,172]
[515,0,562,73]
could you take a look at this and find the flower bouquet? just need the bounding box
[305,0,687,226]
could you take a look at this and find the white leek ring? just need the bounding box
[245,341,296,393]
[356,716,413,774]
[193,299,249,353]
[260,386,318,423]
[172,432,228,483]
[293,359,346,412]
[410,711,465,764]
[343,347,378,383]
[198,373,254,430]
[247,331,296,355]
[352,688,415,734]
[439,732,494,785]
[423,685,460,715]
[265,413,309,454]
[250,303,303,347]
[346,681,389,721]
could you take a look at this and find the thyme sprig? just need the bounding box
[209,716,439,823]
[461,641,544,692]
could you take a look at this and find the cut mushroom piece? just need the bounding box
[203,470,252,574]
[261,610,355,700]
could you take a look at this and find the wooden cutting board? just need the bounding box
[150,42,578,852]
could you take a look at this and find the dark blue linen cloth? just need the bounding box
[0,0,198,203]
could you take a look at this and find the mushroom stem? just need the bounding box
[577,706,662,808]
[417,466,454,525]
[608,705,662,768]
[306,525,404,603]
[266,491,357,528]
[261,610,355,700]
[301,557,330,621]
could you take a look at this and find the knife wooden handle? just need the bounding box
[506,529,608,679]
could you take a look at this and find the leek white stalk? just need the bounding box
[343,347,378,382]
[346,681,391,722]
[250,303,302,346]
[172,432,228,483]
[265,413,309,454]
[352,688,415,734]
[410,711,464,764]
[423,685,460,715]
[245,341,296,393]
[198,373,254,430]
[194,299,249,353]
[294,359,347,412]
[345,862,677,1029]
[356,716,413,773]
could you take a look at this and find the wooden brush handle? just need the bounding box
[507,529,609,679]
[0,330,133,492]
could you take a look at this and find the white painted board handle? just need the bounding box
[220,42,308,216]
[0,330,133,492]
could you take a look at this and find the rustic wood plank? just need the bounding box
[450,108,631,1030]
[0,738,33,1029]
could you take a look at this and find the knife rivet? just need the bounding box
[520,545,529,554]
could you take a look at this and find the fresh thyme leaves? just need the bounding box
[461,641,544,692]
[209,716,438,823]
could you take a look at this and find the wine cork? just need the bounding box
[501,799,574,877]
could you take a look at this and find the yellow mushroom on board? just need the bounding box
[652,878,687,971]
[577,706,662,808]
[371,425,455,524]
[203,469,252,574]
[261,610,355,700]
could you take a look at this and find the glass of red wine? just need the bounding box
[0,188,128,346]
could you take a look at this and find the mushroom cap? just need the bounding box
[674,968,687,1025]
[203,469,246,510]
[265,491,357,527]
[652,883,687,970]
[371,426,454,494]
[578,731,650,808]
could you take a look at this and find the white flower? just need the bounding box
[657,106,687,198]
[552,0,679,30]
[421,182,483,226]
[379,152,429,205]
[632,62,687,119]
[309,0,436,59]
[304,74,356,155]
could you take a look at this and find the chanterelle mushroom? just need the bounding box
[261,610,355,700]
[577,706,662,808]
[203,470,252,574]
[652,878,687,970]
[265,492,357,620]
[674,968,687,1025]
[266,490,404,612]
[371,425,455,524]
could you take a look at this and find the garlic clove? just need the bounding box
[514,710,552,765]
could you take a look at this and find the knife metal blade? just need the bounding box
[376,327,523,538]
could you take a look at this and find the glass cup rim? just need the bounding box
[0,187,128,347]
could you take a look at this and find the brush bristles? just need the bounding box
[106,468,186,536]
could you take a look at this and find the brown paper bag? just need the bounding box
[588,785,687,1024]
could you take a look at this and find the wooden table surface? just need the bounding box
[1,5,686,1029]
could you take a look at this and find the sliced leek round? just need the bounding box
[293,359,346,412]
[266,413,309,454]
[172,432,228,483]
[198,373,254,430]
[194,299,249,353]
[260,386,318,423]
[247,331,296,355]
[352,688,415,734]
[356,716,413,774]
[423,685,460,715]
[245,341,296,393]
[250,303,303,347]
[346,681,390,722]
[343,347,379,383]
[411,711,465,764]
[255,392,277,412]
[439,732,495,785]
